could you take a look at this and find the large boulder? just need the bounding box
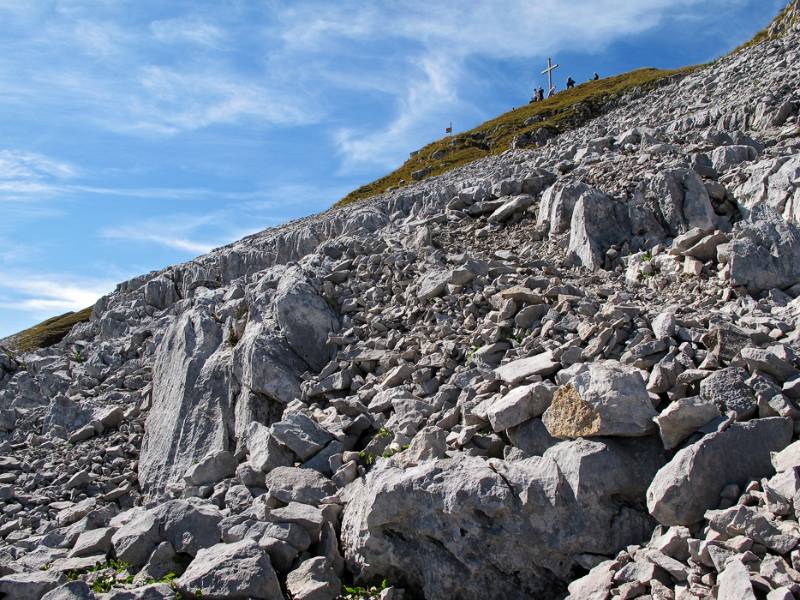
[729,205,800,293]
[648,169,716,237]
[538,181,591,236]
[274,267,339,372]
[342,445,664,600]
[233,322,304,406]
[177,539,284,599]
[150,499,223,556]
[734,156,800,224]
[646,417,793,526]
[542,361,657,438]
[567,190,631,269]
[139,309,234,496]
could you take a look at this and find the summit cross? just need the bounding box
[541,57,559,97]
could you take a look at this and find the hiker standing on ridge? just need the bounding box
[566,77,576,89]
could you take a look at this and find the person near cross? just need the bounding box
[566,77,576,89]
[541,57,559,97]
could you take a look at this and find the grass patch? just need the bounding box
[3,307,93,353]
[335,67,693,207]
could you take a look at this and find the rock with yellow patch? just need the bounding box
[543,361,658,438]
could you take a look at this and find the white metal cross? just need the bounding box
[541,57,559,97]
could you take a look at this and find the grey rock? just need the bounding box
[285,557,341,600]
[247,422,295,473]
[274,267,339,372]
[650,169,716,237]
[542,361,657,438]
[654,396,720,450]
[263,466,337,505]
[69,527,114,558]
[139,309,233,496]
[507,418,559,456]
[729,205,800,293]
[538,181,591,235]
[487,382,554,432]
[343,450,661,600]
[41,581,95,600]
[0,571,67,600]
[717,558,757,599]
[112,510,161,568]
[568,189,631,269]
[151,499,222,556]
[699,367,757,420]
[646,417,793,525]
[494,351,559,384]
[177,539,284,599]
[271,413,334,461]
[712,145,758,172]
[184,450,236,486]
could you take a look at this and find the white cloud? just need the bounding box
[0,150,76,181]
[101,214,224,255]
[150,18,227,47]
[0,272,113,314]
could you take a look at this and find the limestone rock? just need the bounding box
[647,418,793,526]
[177,539,284,599]
[543,361,657,438]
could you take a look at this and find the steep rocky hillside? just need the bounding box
[1,3,800,600]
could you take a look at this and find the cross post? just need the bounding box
[541,57,559,97]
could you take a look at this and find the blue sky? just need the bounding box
[0,0,785,337]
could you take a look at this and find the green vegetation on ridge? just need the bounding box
[335,67,691,207]
[3,307,92,354]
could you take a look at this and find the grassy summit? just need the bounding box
[335,67,691,207]
[335,1,799,208]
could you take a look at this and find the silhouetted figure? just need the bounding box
[566,77,576,89]
[593,72,600,81]
[537,87,545,102]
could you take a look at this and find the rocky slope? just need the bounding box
[2,4,800,600]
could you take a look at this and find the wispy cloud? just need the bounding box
[272,0,748,170]
[101,214,223,255]
[0,150,76,181]
[0,272,113,314]
[150,17,227,47]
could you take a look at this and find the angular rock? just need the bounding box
[487,382,554,432]
[729,205,800,293]
[568,189,631,269]
[271,413,334,461]
[177,539,284,599]
[542,361,657,438]
[494,351,559,384]
[286,557,341,600]
[247,422,295,473]
[263,466,337,505]
[646,417,793,526]
[139,309,233,496]
[654,396,720,450]
[274,267,339,372]
[183,450,236,486]
[699,367,757,420]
